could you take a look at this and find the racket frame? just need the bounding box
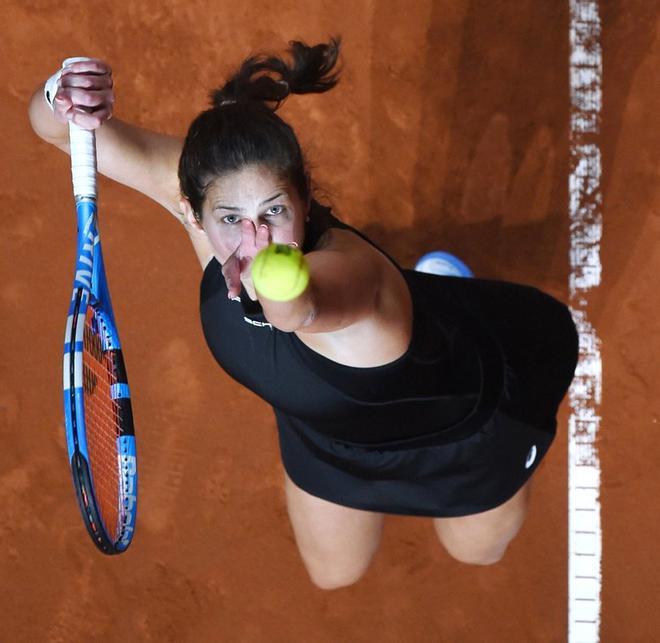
[62,107,137,554]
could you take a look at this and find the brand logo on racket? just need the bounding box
[75,229,99,290]
[119,454,137,547]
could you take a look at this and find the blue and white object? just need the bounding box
[414,251,474,278]
[62,57,137,555]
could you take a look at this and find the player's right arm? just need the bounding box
[28,58,215,268]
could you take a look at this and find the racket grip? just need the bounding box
[69,124,97,199]
[63,57,97,199]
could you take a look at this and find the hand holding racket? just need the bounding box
[60,57,137,554]
[48,58,114,129]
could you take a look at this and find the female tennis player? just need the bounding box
[29,38,578,589]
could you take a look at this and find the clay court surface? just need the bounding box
[1,1,659,641]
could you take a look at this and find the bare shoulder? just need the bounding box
[312,226,383,260]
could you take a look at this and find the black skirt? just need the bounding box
[274,272,579,518]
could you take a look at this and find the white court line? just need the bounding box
[568,1,603,641]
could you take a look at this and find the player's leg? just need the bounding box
[432,480,532,565]
[283,471,385,589]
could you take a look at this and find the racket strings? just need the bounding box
[83,307,123,541]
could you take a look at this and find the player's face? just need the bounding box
[200,164,308,263]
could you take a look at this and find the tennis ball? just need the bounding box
[251,243,310,302]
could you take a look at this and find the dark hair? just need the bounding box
[178,37,342,219]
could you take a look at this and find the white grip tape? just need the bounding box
[62,57,97,198]
[69,123,97,198]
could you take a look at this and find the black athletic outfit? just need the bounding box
[199,201,579,517]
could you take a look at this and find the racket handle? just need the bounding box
[63,57,98,200]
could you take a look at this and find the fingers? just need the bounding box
[255,223,270,250]
[239,220,271,257]
[68,107,114,130]
[62,59,112,76]
[60,68,113,90]
[57,86,114,111]
[222,222,273,298]
[222,251,242,299]
[53,99,113,129]
[52,59,114,130]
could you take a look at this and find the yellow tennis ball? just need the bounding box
[251,243,310,302]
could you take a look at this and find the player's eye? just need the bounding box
[266,205,284,216]
[222,214,240,224]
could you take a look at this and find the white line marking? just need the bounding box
[568,2,603,641]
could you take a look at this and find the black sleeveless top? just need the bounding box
[199,200,506,447]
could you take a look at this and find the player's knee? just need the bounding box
[309,572,361,590]
[445,542,509,566]
[449,547,507,566]
[305,560,371,590]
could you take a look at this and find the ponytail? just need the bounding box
[210,37,341,110]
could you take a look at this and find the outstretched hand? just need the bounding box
[222,220,271,299]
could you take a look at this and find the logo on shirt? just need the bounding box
[230,295,273,330]
[243,316,273,330]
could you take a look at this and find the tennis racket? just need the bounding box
[61,57,137,554]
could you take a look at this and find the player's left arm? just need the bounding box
[257,229,395,333]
